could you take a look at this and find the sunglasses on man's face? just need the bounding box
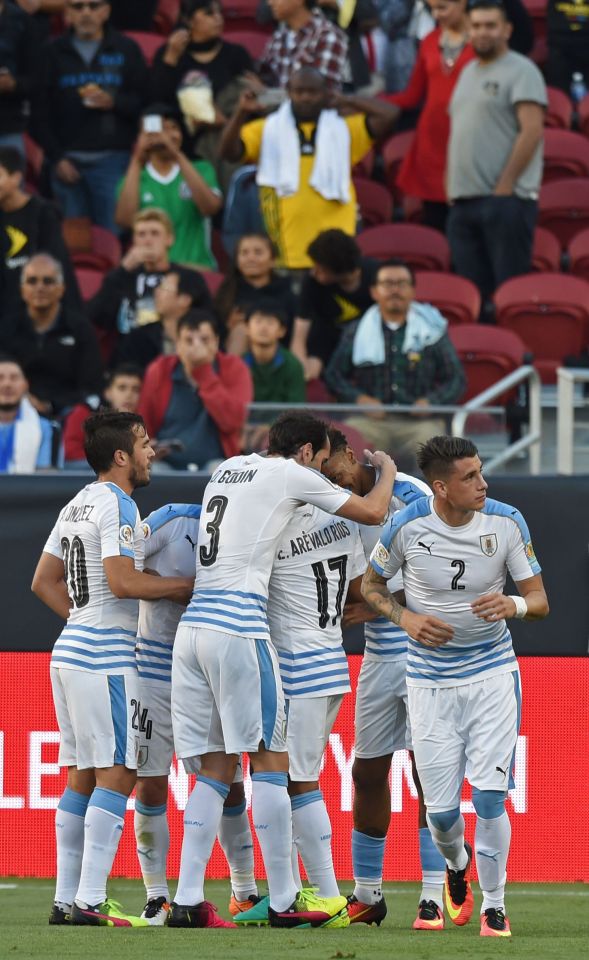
[69,1,105,11]
[23,276,59,286]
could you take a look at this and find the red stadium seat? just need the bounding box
[568,228,589,282]
[222,0,264,30]
[124,31,164,65]
[538,178,589,248]
[493,272,589,382]
[545,86,573,129]
[448,324,527,403]
[75,268,105,301]
[531,226,562,272]
[222,30,269,60]
[381,131,414,202]
[154,0,180,34]
[306,378,333,403]
[542,129,589,182]
[414,271,481,326]
[356,223,451,272]
[353,177,393,228]
[65,223,122,272]
[200,270,225,297]
[578,94,589,139]
[352,147,375,180]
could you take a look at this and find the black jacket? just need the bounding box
[0,304,104,415]
[32,26,147,162]
[0,2,38,134]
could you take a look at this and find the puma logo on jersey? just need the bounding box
[185,534,196,551]
[496,765,507,776]
[417,540,435,555]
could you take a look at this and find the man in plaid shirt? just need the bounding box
[260,0,349,90]
[324,258,466,469]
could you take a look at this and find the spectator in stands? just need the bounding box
[114,269,209,369]
[259,0,349,90]
[0,253,103,417]
[0,0,37,156]
[139,309,253,470]
[115,103,222,269]
[374,0,435,94]
[214,232,296,354]
[0,353,54,472]
[290,229,377,380]
[88,207,211,355]
[0,147,81,316]
[546,0,589,92]
[446,0,546,302]
[33,0,147,233]
[220,68,397,271]
[244,299,305,402]
[324,258,465,468]
[63,361,142,466]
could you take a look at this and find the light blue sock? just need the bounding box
[352,829,386,903]
[419,826,446,909]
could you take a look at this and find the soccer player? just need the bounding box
[322,428,447,930]
[168,410,396,929]
[362,436,549,938]
[135,502,259,924]
[31,411,194,927]
[234,501,367,926]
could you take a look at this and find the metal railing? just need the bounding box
[556,367,589,475]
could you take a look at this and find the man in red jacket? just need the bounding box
[139,309,253,470]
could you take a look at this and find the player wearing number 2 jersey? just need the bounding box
[168,411,396,930]
[362,436,548,938]
[32,412,193,929]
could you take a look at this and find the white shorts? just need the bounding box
[50,665,139,770]
[286,694,344,782]
[408,669,521,813]
[136,678,174,778]
[172,625,287,764]
[354,658,411,759]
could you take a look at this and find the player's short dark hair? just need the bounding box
[83,411,145,474]
[327,426,349,455]
[268,411,329,458]
[105,364,143,388]
[245,298,288,328]
[307,230,362,275]
[417,435,479,481]
[0,146,25,176]
[375,258,416,286]
[177,308,220,337]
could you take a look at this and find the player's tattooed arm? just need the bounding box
[361,565,406,624]
[362,565,454,647]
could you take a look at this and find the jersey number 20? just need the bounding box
[61,535,89,608]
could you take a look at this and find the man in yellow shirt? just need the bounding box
[220,68,397,270]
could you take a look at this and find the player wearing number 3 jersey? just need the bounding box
[168,411,396,929]
[362,436,549,938]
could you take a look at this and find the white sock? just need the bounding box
[427,813,468,871]
[134,800,170,900]
[174,777,228,906]
[54,787,89,906]
[292,791,339,897]
[218,801,257,901]
[291,841,302,889]
[251,773,298,912]
[75,788,127,907]
[475,812,511,912]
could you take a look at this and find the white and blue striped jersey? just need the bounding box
[370,496,541,687]
[360,473,431,662]
[43,481,145,674]
[268,506,366,698]
[180,453,350,640]
[136,503,201,683]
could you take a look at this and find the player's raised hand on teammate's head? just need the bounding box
[365,449,397,478]
[401,610,454,647]
[471,592,517,622]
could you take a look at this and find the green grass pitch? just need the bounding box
[2,879,588,960]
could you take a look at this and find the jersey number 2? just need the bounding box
[311,555,348,629]
[199,495,228,567]
[61,535,89,608]
[451,559,466,590]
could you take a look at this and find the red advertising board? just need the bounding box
[1,653,588,881]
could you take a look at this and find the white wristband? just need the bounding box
[509,595,528,619]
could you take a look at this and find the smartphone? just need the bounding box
[257,88,287,109]
[143,115,163,133]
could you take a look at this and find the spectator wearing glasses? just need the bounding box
[0,354,54,473]
[0,253,103,417]
[32,0,148,233]
[324,259,465,468]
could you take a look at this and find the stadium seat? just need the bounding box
[75,267,105,301]
[223,30,269,60]
[200,270,225,297]
[545,86,573,129]
[352,147,375,180]
[448,323,527,403]
[568,228,589,282]
[531,226,562,272]
[356,223,451,271]
[222,0,265,30]
[542,129,589,182]
[64,222,122,272]
[23,133,44,187]
[124,31,164,65]
[382,131,415,202]
[154,0,180,34]
[578,93,589,139]
[493,272,589,382]
[538,178,589,248]
[306,378,333,403]
[353,177,393,228]
[414,271,481,326]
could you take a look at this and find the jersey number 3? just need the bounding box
[199,495,228,567]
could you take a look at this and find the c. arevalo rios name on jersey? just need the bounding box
[209,467,259,484]
[276,519,353,560]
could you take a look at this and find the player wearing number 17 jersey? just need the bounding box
[32,412,193,929]
[362,436,549,938]
[168,411,396,930]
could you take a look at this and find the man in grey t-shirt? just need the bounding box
[446,0,546,302]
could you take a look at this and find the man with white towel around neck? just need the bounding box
[219,68,397,272]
